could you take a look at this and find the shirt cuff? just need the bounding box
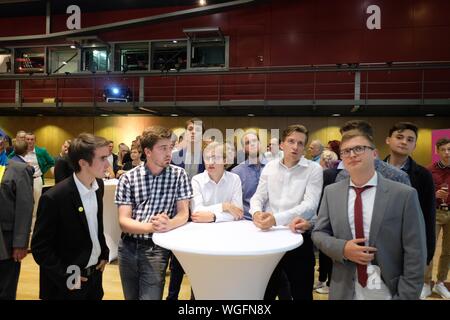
[273,212,292,227]
[214,212,235,223]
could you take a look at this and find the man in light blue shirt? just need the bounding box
[232,131,266,220]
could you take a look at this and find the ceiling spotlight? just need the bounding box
[171,113,179,117]
[70,45,76,49]
[247,113,255,117]
[100,114,109,117]
[332,113,341,117]
[425,113,435,117]
[199,0,206,6]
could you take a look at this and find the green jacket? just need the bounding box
[8,146,55,183]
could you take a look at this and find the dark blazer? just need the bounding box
[0,161,34,260]
[383,156,436,264]
[112,153,119,175]
[31,175,109,300]
[54,155,74,184]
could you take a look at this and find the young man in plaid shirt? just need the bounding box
[115,126,192,300]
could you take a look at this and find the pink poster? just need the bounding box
[432,129,450,163]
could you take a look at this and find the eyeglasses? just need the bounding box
[340,145,374,158]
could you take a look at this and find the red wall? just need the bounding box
[1,0,450,105]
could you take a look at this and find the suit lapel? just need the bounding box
[69,176,90,235]
[368,175,389,246]
[338,178,354,240]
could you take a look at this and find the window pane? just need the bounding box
[0,54,12,73]
[191,42,225,68]
[83,48,108,72]
[114,43,149,71]
[14,48,45,74]
[49,48,79,74]
[151,41,187,71]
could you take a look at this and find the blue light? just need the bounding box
[112,87,120,95]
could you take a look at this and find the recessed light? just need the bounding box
[70,45,76,49]
[199,0,206,6]
[171,113,179,117]
[332,113,341,117]
[172,40,178,43]
[247,113,255,117]
[425,113,435,117]
[100,114,109,117]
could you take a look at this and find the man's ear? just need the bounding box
[78,158,88,169]
[373,149,379,158]
[385,136,391,146]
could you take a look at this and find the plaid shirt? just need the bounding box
[115,163,193,239]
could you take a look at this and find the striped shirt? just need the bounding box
[115,163,193,239]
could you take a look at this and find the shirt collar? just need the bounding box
[202,170,227,185]
[350,172,378,188]
[141,163,169,176]
[279,156,309,169]
[73,173,99,197]
[437,161,450,169]
[245,158,266,167]
[385,155,411,172]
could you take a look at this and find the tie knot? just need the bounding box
[352,185,373,195]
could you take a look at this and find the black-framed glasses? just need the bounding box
[340,145,374,158]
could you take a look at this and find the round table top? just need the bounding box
[153,220,303,256]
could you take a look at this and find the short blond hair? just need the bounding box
[320,150,338,169]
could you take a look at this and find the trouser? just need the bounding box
[166,254,195,300]
[118,237,170,300]
[264,232,315,300]
[425,209,450,283]
[166,254,185,300]
[30,176,42,238]
[318,250,333,286]
[0,259,21,300]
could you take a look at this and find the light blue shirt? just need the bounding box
[231,159,266,220]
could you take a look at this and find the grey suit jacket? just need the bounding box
[312,174,426,300]
[0,161,34,260]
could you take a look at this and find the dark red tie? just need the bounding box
[352,185,373,287]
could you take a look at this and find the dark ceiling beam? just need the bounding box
[0,0,258,44]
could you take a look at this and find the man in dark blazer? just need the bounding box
[31,133,110,300]
[312,130,426,300]
[0,161,34,299]
[383,122,436,299]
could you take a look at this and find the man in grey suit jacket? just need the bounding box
[312,130,426,300]
[0,161,34,299]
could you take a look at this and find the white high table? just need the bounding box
[153,220,302,300]
[102,179,122,262]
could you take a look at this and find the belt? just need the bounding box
[121,234,155,247]
[81,265,98,277]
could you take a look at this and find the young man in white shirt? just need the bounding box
[191,142,243,223]
[250,124,323,300]
[32,133,110,300]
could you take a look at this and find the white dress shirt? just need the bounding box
[249,156,323,226]
[73,173,101,268]
[107,154,114,168]
[24,148,42,178]
[191,171,243,223]
[348,172,391,300]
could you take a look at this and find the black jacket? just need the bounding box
[383,156,436,264]
[31,176,109,299]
